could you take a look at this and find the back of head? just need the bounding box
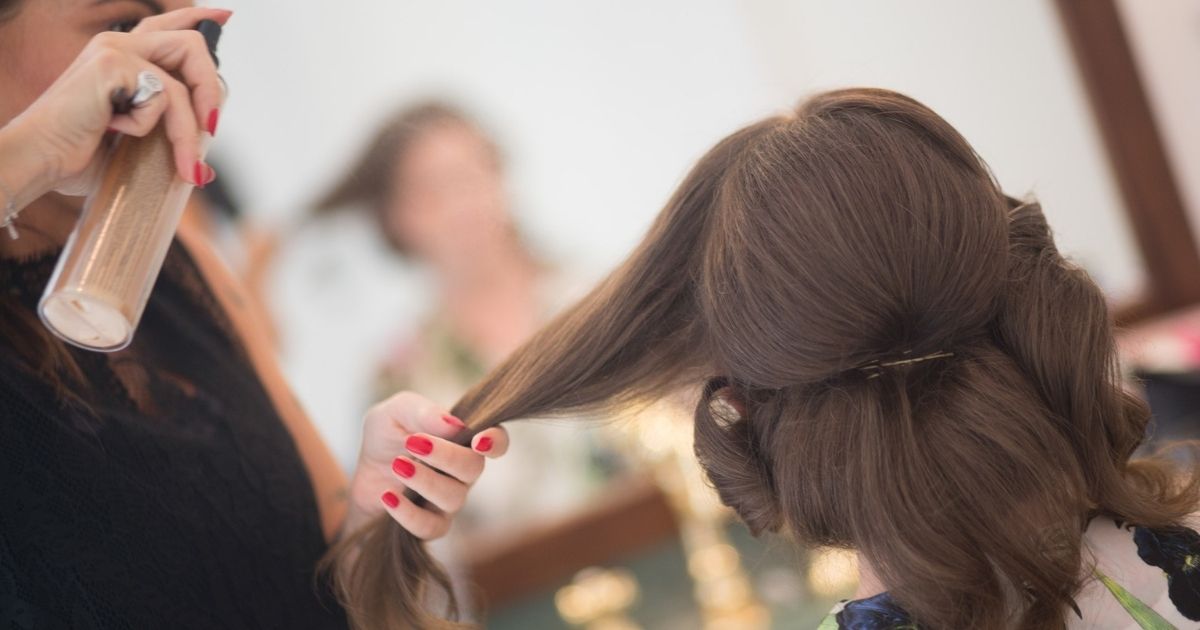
[699,89,1007,384]
[690,88,1198,627]
[327,88,1199,630]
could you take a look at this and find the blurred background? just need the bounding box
[188,1,1200,627]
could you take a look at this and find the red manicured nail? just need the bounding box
[406,435,433,456]
[206,108,220,136]
[475,436,493,453]
[392,457,416,478]
[381,491,400,508]
[441,414,465,429]
[193,161,206,188]
[105,127,118,134]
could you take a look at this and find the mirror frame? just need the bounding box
[1054,0,1200,325]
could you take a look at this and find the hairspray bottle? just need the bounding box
[39,20,224,351]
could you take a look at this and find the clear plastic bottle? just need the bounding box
[39,20,223,351]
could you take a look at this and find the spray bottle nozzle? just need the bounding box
[195,19,222,68]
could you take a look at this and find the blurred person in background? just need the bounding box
[268,103,623,534]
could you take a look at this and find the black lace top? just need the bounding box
[0,242,349,629]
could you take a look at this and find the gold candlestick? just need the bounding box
[555,567,643,630]
[615,399,771,630]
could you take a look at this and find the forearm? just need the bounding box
[0,118,56,213]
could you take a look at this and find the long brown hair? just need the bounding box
[324,88,1200,629]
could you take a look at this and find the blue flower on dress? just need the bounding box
[1133,525,1200,621]
[835,592,918,629]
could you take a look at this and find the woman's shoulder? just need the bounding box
[817,518,1200,629]
[1077,517,1200,628]
[265,207,432,338]
[271,208,394,277]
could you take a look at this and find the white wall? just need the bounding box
[213,0,1145,299]
[1116,0,1200,252]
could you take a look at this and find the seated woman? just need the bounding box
[336,88,1200,629]
[270,100,623,621]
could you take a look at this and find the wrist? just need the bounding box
[0,116,62,211]
[342,462,374,534]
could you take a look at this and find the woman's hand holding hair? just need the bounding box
[0,7,231,212]
[345,391,509,540]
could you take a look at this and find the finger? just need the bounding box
[404,433,485,485]
[117,30,223,135]
[472,426,509,459]
[155,71,207,184]
[409,407,468,440]
[370,391,465,440]
[107,80,168,137]
[86,52,203,184]
[380,490,450,541]
[131,7,233,34]
[391,455,470,514]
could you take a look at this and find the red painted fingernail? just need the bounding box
[106,127,118,134]
[193,161,206,188]
[206,108,220,136]
[381,491,400,508]
[475,436,493,453]
[392,457,416,478]
[441,414,465,429]
[406,435,433,456]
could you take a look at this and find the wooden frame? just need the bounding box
[464,474,677,608]
[1053,0,1200,324]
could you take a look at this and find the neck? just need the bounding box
[0,193,81,260]
[433,241,541,365]
[436,240,534,295]
[853,553,887,599]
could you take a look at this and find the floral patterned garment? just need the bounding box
[373,275,630,537]
[820,518,1200,629]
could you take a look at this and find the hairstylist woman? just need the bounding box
[0,3,508,628]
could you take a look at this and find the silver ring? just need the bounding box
[129,71,164,108]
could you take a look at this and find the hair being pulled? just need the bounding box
[324,88,1199,629]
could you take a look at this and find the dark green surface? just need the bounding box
[484,522,848,629]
